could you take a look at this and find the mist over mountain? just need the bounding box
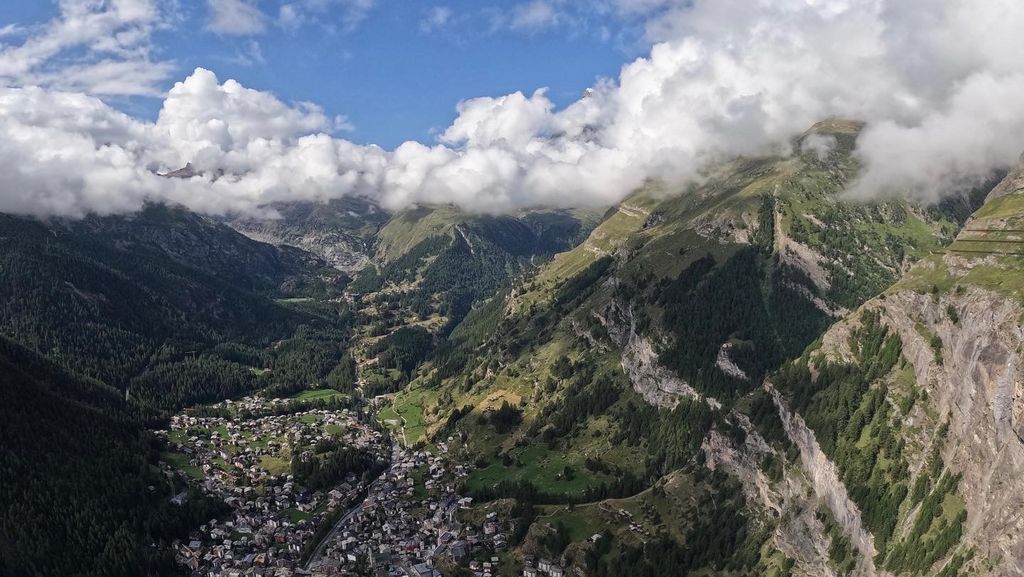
[2,0,1024,218]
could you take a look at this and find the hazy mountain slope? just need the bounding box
[229,196,390,273]
[0,206,350,402]
[63,203,340,295]
[348,204,598,335]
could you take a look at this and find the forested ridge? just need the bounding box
[0,336,227,577]
[0,210,356,576]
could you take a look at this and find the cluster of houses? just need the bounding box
[156,396,552,577]
[307,441,513,577]
[521,554,592,577]
[157,396,385,577]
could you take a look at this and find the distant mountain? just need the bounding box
[59,203,342,295]
[350,204,600,332]
[229,196,390,273]
[160,162,198,179]
[0,204,348,398]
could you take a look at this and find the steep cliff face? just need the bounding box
[878,288,1024,575]
[876,165,1024,576]
[596,296,706,408]
[704,419,840,577]
[767,384,879,575]
[757,164,1024,577]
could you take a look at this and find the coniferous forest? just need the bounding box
[0,211,355,577]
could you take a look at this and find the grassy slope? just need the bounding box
[897,170,1024,302]
[374,122,988,576]
[374,205,465,263]
[397,119,967,469]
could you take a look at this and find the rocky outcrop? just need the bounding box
[703,416,842,577]
[234,226,372,272]
[766,383,878,576]
[595,298,714,408]
[873,288,1024,576]
[716,342,750,381]
[774,198,832,292]
[228,197,389,273]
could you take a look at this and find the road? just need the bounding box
[303,497,367,570]
[302,457,393,571]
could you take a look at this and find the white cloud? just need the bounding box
[228,39,266,66]
[0,0,176,96]
[0,24,25,38]
[510,1,561,31]
[206,0,267,36]
[3,0,1024,218]
[420,6,453,33]
[278,0,377,32]
[800,133,837,161]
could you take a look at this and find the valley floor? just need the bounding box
[159,388,526,577]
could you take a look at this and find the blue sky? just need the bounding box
[0,0,649,148]
[2,0,1008,220]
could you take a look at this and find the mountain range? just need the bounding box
[2,120,1023,577]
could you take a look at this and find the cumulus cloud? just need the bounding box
[3,0,1024,218]
[0,0,177,96]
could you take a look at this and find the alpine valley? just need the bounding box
[4,120,1024,577]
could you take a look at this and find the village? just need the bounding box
[156,393,383,577]
[157,394,556,577]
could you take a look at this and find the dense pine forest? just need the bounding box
[0,210,356,577]
[0,336,229,577]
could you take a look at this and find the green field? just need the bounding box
[283,508,311,523]
[260,455,291,476]
[379,385,434,445]
[465,444,604,496]
[289,388,346,402]
[162,451,204,480]
[541,507,604,542]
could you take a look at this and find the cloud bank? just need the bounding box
[2,0,1024,218]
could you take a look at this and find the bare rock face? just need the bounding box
[876,289,1024,576]
[716,342,750,381]
[703,415,847,577]
[228,197,389,273]
[801,284,1024,576]
[595,298,710,408]
[766,384,879,576]
[234,226,373,273]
